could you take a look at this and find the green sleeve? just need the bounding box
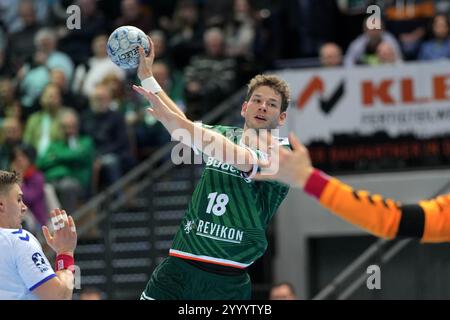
[36,143,58,170]
[23,116,37,147]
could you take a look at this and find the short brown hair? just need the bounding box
[0,171,21,195]
[246,74,291,112]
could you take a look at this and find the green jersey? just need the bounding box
[170,125,290,269]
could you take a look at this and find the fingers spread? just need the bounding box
[51,215,61,231]
[68,216,76,233]
[132,85,149,97]
[61,210,69,229]
[132,85,160,105]
[49,208,58,219]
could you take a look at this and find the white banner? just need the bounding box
[276,61,450,144]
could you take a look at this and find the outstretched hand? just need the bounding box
[254,132,314,188]
[132,85,176,122]
[42,208,77,256]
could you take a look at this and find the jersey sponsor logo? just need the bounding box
[32,252,49,273]
[205,157,252,183]
[195,219,244,244]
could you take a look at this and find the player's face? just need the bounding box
[0,184,28,229]
[241,86,286,130]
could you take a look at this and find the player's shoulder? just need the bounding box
[0,228,14,248]
[0,228,38,248]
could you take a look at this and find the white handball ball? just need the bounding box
[107,26,150,69]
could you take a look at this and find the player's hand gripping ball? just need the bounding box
[107,26,150,69]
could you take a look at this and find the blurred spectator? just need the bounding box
[202,0,233,28]
[223,0,256,59]
[72,34,126,98]
[383,0,435,60]
[335,0,370,50]
[0,0,49,34]
[101,73,141,159]
[153,61,185,111]
[436,0,450,14]
[253,4,282,70]
[6,0,42,74]
[344,17,403,66]
[81,84,133,192]
[10,143,47,227]
[18,50,50,118]
[150,0,178,31]
[50,69,88,114]
[34,28,75,84]
[184,27,237,120]
[279,0,340,58]
[37,109,94,214]
[114,0,154,33]
[134,61,178,159]
[149,30,171,65]
[0,25,4,49]
[149,29,187,90]
[269,282,297,300]
[23,84,69,157]
[101,73,138,119]
[418,14,450,60]
[0,117,23,170]
[223,0,257,85]
[79,287,103,300]
[0,78,22,121]
[168,0,204,71]
[319,42,343,67]
[59,0,108,66]
[0,25,11,76]
[45,0,77,27]
[376,41,403,65]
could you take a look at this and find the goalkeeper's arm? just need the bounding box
[254,132,450,242]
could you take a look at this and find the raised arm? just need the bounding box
[137,36,186,120]
[132,85,255,174]
[33,209,77,300]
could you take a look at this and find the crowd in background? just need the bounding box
[1,0,450,228]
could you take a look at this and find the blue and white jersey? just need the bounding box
[0,228,56,300]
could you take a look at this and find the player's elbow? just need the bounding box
[33,272,74,300]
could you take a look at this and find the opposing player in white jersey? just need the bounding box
[0,170,77,300]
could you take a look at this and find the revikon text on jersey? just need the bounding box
[186,219,245,244]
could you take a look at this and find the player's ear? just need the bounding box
[241,101,248,117]
[278,111,287,126]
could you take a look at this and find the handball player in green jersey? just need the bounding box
[133,37,291,300]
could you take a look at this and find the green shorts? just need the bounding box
[140,256,251,300]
